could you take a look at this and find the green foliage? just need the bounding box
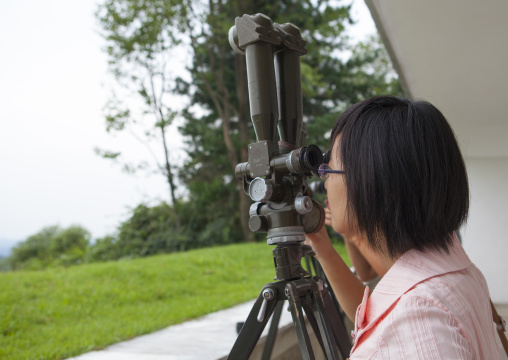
[185,178,243,244]
[8,225,90,271]
[110,202,186,257]
[0,242,350,360]
[305,34,403,148]
[96,0,404,245]
[176,0,403,242]
[96,0,187,63]
[86,199,243,263]
[50,226,90,255]
[11,226,58,264]
[4,198,249,272]
[85,235,122,262]
[95,0,186,204]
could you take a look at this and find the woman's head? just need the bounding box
[327,96,469,258]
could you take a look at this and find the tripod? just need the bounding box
[228,242,351,359]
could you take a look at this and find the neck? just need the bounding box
[379,253,399,274]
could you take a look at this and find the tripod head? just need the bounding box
[229,14,324,246]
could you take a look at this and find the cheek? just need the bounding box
[329,203,348,234]
[328,178,347,204]
[326,178,351,233]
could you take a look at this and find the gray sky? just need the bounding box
[0,0,375,255]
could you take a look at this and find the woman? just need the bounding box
[306,96,501,358]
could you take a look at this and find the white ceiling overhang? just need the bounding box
[365,0,508,158]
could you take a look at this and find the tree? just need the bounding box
[85,200,236,261]
[96,0,402,245]
[50,226,91,255]
[177,1,403,243]
[10,226,59,268]
[9,225,91,270]
[95,0,189,206]
[305,34,403,148]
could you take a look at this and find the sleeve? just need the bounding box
[373,295,474,360]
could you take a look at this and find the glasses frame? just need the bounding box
[318,163,345,181]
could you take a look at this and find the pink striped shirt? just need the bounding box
[350,236,501,359]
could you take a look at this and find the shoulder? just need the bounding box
[391,290,467,336]
[351,250,501,359]
[403,270,500,357]
[353,294,474,359]
[388,293,474,348]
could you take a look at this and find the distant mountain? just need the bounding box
[0,238,22,257]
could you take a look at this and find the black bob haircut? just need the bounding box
[330,96,469,258]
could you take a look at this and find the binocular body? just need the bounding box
[229,14,324,245]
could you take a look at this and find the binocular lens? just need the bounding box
[299,144,323,173]
[307,152,318,166]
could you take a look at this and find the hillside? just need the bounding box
[0,241,349,360]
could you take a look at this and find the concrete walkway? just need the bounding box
[68,299,294,360]
[67,301,508,359]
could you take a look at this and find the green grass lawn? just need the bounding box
[0,241,349,360]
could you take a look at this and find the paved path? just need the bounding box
[68,299,293,360]
[67,300,508,359]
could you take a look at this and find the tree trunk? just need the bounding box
[160,125,178,207]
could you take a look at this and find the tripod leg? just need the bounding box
[229,281,289,360]
[301,301,327,356]
[286,283,316,360]
[312,257,350,336]
[261,300,284,360]
[310,277,351,359]
[309,285,341,360]
[321,289,352,358]
[228,286,279,359]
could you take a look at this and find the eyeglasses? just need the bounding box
[318,163,345,181]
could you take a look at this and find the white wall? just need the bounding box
[462,158,508,303]
[364,0,508,303]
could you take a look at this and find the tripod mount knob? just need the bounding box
[257,287,275,322]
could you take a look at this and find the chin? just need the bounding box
[331,222,344,235]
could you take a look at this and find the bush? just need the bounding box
[6,197,250,270]
[9,225,90,270]
[10,226,59,268]
[85,199,246,264]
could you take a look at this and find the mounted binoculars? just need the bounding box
[228,15,352,359]
[229,13,325,245]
